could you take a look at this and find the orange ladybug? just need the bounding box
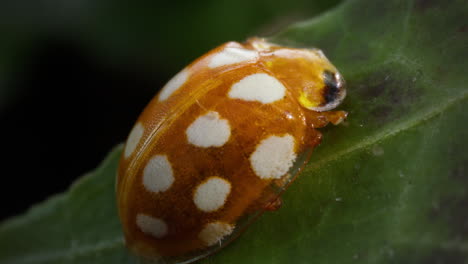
[117,38,347,263]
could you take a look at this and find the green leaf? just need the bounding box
[1,0,467,263]
[0,145,138,263]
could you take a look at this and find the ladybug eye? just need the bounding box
[323,70,345,104]
[308,70,346,112]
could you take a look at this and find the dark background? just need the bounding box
[0,0,341,220]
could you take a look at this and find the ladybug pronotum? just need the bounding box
[117,38,347,263]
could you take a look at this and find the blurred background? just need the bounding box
[0,0,342,220]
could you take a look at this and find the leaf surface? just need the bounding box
[1,0,467,263]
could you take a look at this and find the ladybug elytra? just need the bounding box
[117,38,347,263]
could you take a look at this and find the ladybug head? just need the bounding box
[302,68,347,112]
[294,49,347,112]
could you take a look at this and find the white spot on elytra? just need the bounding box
[208,47,258,68]
[250,134,296,179]
[186,111,231,148]
[158,68,189,101]
[250,39,276,51]
[143,155,174,193]
[228,73,286,104]
[124,123,144,158]
[136,214,168,238]
[199,221,234,246]
[194,177,231,212]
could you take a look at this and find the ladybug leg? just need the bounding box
[324,110,348,125]
[263,197,283,211]
[307,128,322,148]
[304,110,348,128]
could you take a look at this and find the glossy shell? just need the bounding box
[117,38,347,263]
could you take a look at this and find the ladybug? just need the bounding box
[117,37,347,263]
